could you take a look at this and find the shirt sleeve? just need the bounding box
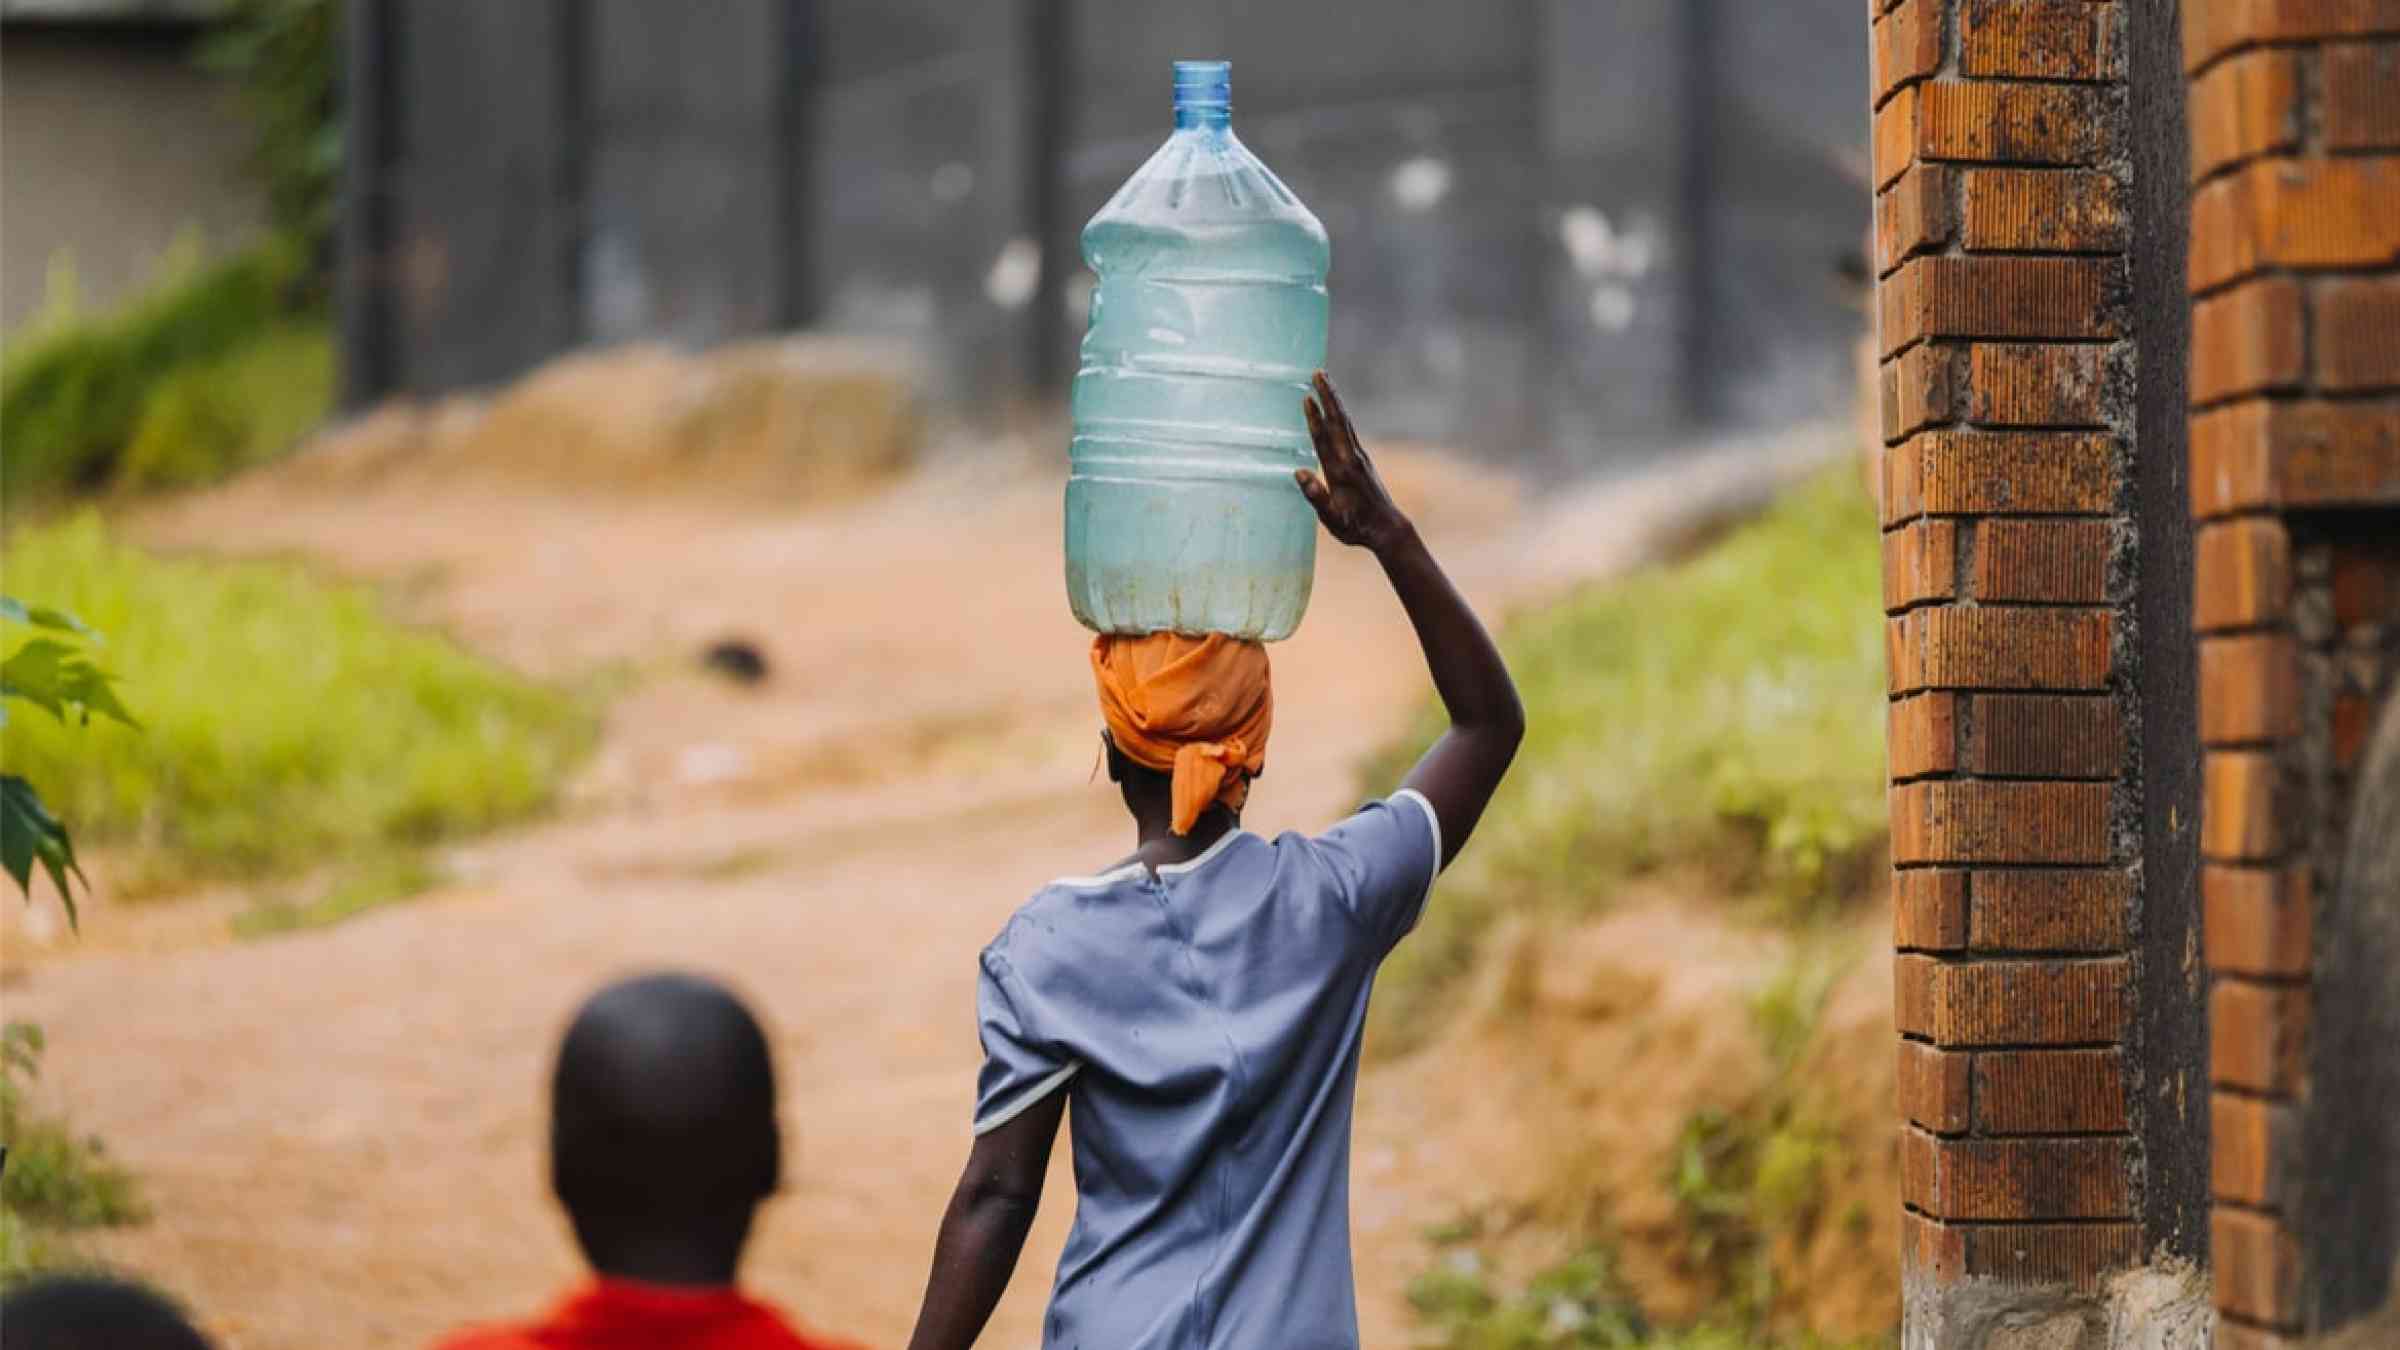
[972,947,1078,1135]
[1313,788,1443,958]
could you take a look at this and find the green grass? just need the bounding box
[1663,943,1852,1325]
[1367,469,1886,1055]
[1,1022,142,1284]
[0,515,597,893]
[1408,1239,1882,1350]
[1,241,331,500]
[116,322,335,492]
[230,850,446,940]
[1407,1246,1661,1350]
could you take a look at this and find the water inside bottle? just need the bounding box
[1065,60,1331,641]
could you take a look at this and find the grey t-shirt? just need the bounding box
[973,790,1442,1350]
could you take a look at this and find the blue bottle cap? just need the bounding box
[1172,60,1231,111]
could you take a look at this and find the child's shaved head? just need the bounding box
[0,1276,214,1350]
[550,971,781,1284]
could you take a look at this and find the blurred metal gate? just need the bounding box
[340,0,1867,472]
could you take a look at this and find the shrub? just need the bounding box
[1367,469,1886,1053]
[116,323,334,492]
[0,244,317,501]
[0,515,595,890]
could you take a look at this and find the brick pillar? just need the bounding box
[2185,6,2400,1345]
[1873,1,2209,1342]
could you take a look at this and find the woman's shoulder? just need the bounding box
[982,866,1139,969]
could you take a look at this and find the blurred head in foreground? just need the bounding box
[550,971,781,1285]
[435,972,862,1349]
[0,1275,214,1350]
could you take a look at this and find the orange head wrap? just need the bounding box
[1090,633,1273,835]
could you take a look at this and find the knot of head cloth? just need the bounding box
[1090,632,1273,835]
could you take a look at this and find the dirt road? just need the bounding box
[5,430,1837,1348]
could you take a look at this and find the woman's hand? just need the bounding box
[1298,371,1412,554]
[1299,368,1522,871]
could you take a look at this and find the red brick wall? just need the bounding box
[1873,0,2154,1316]
[2185,4,2400,1343]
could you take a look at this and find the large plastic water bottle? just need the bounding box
[1065,60,1330,642]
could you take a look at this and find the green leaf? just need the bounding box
[54,658,139,730]
[32,606,97,640]
[1,638,73,720]
[1,775,84,930]
[0,597,98,640]
[1,638,138,729]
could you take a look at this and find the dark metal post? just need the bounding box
[554,0,588,351]
[776,0,821,330]
[338,0,395,408]
[1026,0,1072,393]
[1675,0,1719,429]
[2127,0,2206,1266]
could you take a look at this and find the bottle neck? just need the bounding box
[1173,104,1230,131]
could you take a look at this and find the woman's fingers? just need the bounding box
[1315,371,1368,470]
[1312,372,1341,444]
[1311,378,1360,478]
[1305,397,1349,479]
[1305,395,1356,485]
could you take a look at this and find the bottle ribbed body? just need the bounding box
[1065,61,1330,641]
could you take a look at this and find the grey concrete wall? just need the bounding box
[0,26,265,332]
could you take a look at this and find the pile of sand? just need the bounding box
[275,336,922,505]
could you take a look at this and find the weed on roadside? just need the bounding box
[0,1023,143,1284]
[1662,942,1852,1331]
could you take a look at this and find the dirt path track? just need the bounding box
[6,432,1835,1347]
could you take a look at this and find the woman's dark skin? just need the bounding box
[903,371,1524,1350]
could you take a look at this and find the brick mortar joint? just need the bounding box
[2295,44,2323,158]
[2191,265,2400,307]
[2186,33,2347,85]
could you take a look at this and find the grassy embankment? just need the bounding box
[1368,468,1887,1053]
[1,515,596,923]
[1372,468,1892,1349]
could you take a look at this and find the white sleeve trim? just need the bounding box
[972,1062,1079,1135]
[1392,787,1444,886]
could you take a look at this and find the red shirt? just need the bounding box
[433,1280,867,1350]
